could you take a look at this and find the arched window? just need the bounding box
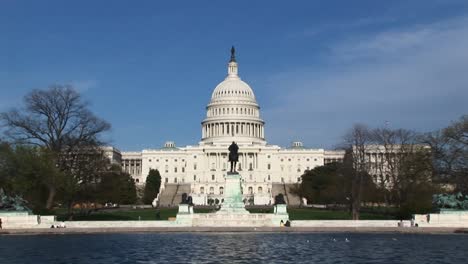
[258,187,263,193]
[209,187,214,194]
[200,187,204,194]
[219,187,224,195]
[248,186,253,194]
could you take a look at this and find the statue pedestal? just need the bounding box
[217,172,249,214]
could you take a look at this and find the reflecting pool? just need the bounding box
[0,233,467,263]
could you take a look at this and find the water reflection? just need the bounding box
[0,233,467,263]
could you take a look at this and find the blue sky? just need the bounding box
[1,0,467,151]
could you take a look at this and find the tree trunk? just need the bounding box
[45,186,56,210]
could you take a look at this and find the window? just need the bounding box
[267,155,271,158]
[249,163,253,171]
[267,164,271,170]
[258,187,263,193]
[314,158,317,161]
[165,165,168,173]
[194,163,197,170]
[136,179,139,183]
[248,186,253,194]
[268,175,271,181]
[174,178,177,183]
[200,187,204,194]
[212,175,215,181]
[219,187,224,195]
[209,187,214,194]
[194,175,197,181]
[297,177,301,182]
[174,167,178,173]
[182,167,185,173]
[175,159,177,162]
[165,178,168,183]
[149,159,152,162]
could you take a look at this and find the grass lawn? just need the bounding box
[55,206,396,221]
[287,208,396,220]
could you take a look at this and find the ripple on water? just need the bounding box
[0,233,467,264]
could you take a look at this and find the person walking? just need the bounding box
[0,218,3,229]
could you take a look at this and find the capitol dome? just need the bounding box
[210,73,256,103]
[201,47,265,145]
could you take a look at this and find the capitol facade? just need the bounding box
[120,48,344,206]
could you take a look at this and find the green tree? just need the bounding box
[143,169,161,205]
[0,144,64,213]
[0,85,111,209]
[98,165,137,205]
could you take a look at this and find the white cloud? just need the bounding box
[264,16,468,148]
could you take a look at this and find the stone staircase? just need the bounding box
[284,184,301,206]
[159,184,191,207]
[271,183,301,206]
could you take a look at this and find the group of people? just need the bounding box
[280,220,291,227]
[50,222,66,228]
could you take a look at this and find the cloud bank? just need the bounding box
[263,16,468,148]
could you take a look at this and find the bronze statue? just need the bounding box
[230,46,236,62]
[228,141,239,173]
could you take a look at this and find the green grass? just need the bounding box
[54,207,397,221]
[287,208,396,220]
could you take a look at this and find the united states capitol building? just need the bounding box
[115,48,345,206]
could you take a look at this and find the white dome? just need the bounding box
[211,76,256,103]
[201,47,265,145]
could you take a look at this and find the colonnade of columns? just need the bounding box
[202,122,264,139]
[204,152,259,171]
[122,159,142,176]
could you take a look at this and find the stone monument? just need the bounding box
[175,143,289,227]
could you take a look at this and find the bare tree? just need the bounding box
[1,85,111,209]
[372,128,430,209]
[421,115,468,193]
[343,124,373,220]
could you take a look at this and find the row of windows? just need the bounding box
[208,107,258,117]
[148,158,186,163]
[280,158,319,162]
[156,163,311,174]
[146,156,321,163]
[214,90,252,97]
[199,186,269,195]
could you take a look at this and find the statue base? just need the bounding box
[217,172,248,214]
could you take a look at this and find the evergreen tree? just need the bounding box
[98,165,137,205]
[143,169,161,204]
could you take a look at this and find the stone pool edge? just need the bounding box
[1,226,468,235]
